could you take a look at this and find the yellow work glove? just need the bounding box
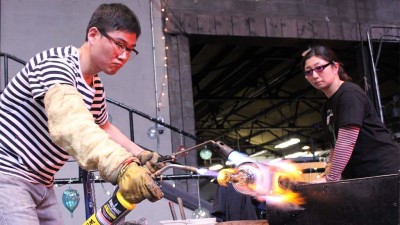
[137,150,166,174]
[118,160,164,204]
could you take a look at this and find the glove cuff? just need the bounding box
[112,158,140,185]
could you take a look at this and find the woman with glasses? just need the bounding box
[301,45,400,183]
[0,3,164,224]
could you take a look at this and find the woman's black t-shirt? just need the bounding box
[322,82,400,179]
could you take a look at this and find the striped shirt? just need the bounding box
[325,125,360,181]
[0,46,108,186]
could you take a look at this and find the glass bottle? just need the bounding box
[217,161,300,197]
[217,162,274,196]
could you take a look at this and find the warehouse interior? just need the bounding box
[190,34,400,166]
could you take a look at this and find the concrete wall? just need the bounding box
[0,0,180,224]
[163,0,400,40]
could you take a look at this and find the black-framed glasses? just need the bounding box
[304,62,332,77]
[98,29,139,57]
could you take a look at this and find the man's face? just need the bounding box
[90,28,137,75]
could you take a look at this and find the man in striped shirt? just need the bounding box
[301,45,400,183]
[0,3,163,224]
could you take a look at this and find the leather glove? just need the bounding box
[137,150,166,174]
[118,160,164,204]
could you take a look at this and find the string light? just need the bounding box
[157,13,169,111]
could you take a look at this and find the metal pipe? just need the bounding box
[4,56,8,87]
[168,201,178,220]
[55,174,214,184]
[366,25,400,122]
[155,174,214,180]
[152,164,200,178]
[366,28,383,122]
[171,140,215,157]
[81,168,95,219]
[106,97,200,141]
[149,0,158,107]
[129,111,134,141]
[177,197,186,220]
[149,0,161,151]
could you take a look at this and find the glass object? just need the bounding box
[217,162,273,196]
[199,146,212,160]
[62,187,80,218]
[217,161,304,206]
[192,206,211,219]
[192,180,211,219]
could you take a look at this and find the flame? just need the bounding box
[217,168,237,186]
[263,191,304,206]
[268,160,305,205]
[217,161,305,206]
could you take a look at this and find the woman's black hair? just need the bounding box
[301,45,351,81]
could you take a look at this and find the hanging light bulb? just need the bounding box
[146,126,157,139]
[200,145,212,160]
[192,179,211,219]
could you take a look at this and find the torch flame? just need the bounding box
[217,168,237,186]
[268,160,305,205]
[217,160,305,206]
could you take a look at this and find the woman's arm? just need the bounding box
[325,125,360,181]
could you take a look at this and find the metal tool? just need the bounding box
[168,201,177,220]
[157,140,243,165]
[157,140,217,163]
[152,164,209,179]
[177,197,186,220]
[82,141,225,225]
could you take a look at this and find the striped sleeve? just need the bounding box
[28,50,77,100]
[326,125,360,181]
[91,75,108,125]
[325,125,360,182]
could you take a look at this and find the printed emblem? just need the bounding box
[326,109,333,126]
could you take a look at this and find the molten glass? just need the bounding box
[217,161,304,206]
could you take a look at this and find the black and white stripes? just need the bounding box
[0,46,108,186]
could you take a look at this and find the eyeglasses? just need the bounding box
[98,29,139,58]
[304,62,332,77]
